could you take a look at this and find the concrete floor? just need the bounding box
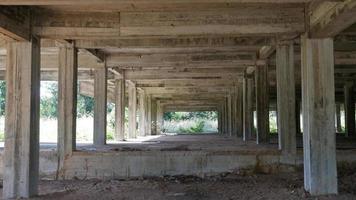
[77,134,279,153]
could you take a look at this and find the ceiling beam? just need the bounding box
[0,6,30,41]
[310,0,356,38]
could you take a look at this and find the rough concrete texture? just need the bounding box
[2,167,356,200]
[0,135,355,181]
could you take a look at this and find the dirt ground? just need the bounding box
[1,167,355,200]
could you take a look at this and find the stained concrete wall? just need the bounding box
[0,149,355,180]
[0,150,58,179]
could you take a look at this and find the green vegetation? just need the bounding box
[163,111,218,134]
[178,120,205,134]
[164,111,217,121]
[0,81,5,116]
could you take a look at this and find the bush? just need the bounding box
[164,118,216,134]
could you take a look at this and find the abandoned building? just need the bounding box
[0,0,356,199]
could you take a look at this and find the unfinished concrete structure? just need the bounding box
[0,0,356,199]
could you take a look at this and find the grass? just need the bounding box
[0,116,116,143]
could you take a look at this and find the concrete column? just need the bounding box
[128,81,137,138]
[221,99,226,134]
[57,42,78,178]
[156,100,164,134]
[230,93,237,136]
[223,98,228,134]
[114,77,125,141]
[236,83,244,137]
[146,95,152,135]
[227,94,232,136]
[243,76,254,141]
[151,98,157,135]
[93,67,107,145]
[301,36,337,195]
[218,105,223,134]
[335,103,342,133]
[138,90,146,137]
[276,43,296,155]
[255,63,269,144]
[4,37,40,199]
[344,82,355,137]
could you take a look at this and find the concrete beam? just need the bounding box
[0,7,30,41]
[310,0,356,38]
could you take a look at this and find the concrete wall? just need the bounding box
[0,149,355,180]
[0,150,58,179]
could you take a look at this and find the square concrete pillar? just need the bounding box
[301,36,337,195]
[4,37,40,199]
[243,76,254,141]
[94,67,107,145]
[156,100,163,134]
[57,42,78,177]
[151,98,157,135]
[344,82,355,137]
[231,93,237,136]
[227,94,232,136]
[236,83,244,137]
[128,81,137,138]
[220,102,225,134]
[218,105,223,134]
[255,63,269,144]
[114,77,125,141]
[146,95,152,135]
[276,43,296,155]
[138,89,146,137]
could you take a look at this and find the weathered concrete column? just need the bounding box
[255,63,269,144]
[93,67,107,145]
[224,98,228,134]
[156,100,164,134]
[138,89,146,137]
[218,105,223,134]
[344,82,355,137]
[236,83,244,137]
[301,36,337,195]
[57,42,78,178]
[4,37,40,199]
[151,98,157,135]
[114,77,125,141]
[227,94,232,136]
[276,43,296,155]
[243,76,254,141]
[231,93,237,136]
[128,81,137,138]
[146,95,152,135]
[220,102,224,134]
[335,103,342,133]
